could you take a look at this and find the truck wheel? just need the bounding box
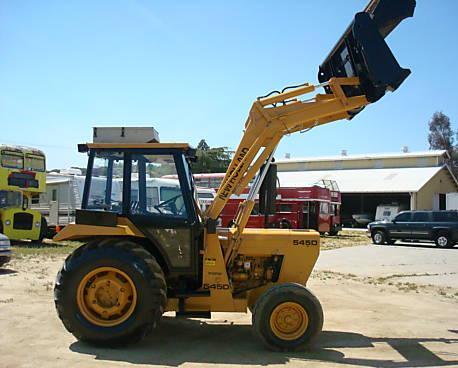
[252,283,323,351]
[54,238,166,346]
[371,230,386,245]
[435,232,452,248]
[38,217,48,242]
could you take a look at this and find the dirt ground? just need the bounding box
[0,240,457,368]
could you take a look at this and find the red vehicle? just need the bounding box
[220,181,342,235]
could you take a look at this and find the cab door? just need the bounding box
[390,212,412,239]
[410,211,431,240]
[125,151,202,277]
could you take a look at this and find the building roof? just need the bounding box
[277,166,453,193]
[276,150,448,164]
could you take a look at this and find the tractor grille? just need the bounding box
[13,213,33,230]
[8,172,39,189]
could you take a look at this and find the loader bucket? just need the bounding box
[318,0,416,107]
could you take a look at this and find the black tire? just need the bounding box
[279,219,292,229]
[435,232,452,248]
[328,229,339,236]
[38,217,48,242]
[372,230,386,245]
[54,238,167,346]
[252,283,323,351]
[0,257,10,268]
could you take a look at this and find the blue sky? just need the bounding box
[1,0,457,169]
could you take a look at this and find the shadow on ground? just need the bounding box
[0,268,16,275]
[393,242,458,250]
[70,317,458,367]
[11,240,47,247]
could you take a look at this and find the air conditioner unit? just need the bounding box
[93,127,160,143]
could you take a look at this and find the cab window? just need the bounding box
[412,212,429,222]
[86,152,124,213]
[130,154,188,218]
[394,212,411,222]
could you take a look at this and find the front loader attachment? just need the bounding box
[319,0,416,108]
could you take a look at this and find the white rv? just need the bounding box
[374,204,405,222]
[35,173,215,227]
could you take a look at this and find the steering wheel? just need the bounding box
[154,194,184,215]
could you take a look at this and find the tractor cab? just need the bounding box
[67,141,204,279]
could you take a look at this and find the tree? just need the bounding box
[191,139,232,173]
[428,111,454,154]
[197,139,210,151]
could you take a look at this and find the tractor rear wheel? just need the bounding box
[54,238,166,346]
[252,283,323,351]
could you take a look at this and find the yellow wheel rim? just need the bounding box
[269,302,309,341]
[76,266,137,327]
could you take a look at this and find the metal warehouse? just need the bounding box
[276,150,458,225]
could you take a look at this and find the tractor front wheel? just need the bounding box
[54,238,166,346]
[252,283,323,351]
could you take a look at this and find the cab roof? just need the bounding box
[80,142,191,151]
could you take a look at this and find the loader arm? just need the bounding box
[204,0,415,267]
[205,78,369,265]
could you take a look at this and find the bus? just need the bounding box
[220,183,342,235]
[0,145,47,241]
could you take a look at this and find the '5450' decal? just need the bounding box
[203,283,230,290]
[293,239,318,246]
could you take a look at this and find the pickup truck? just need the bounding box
[0,233,12,267]
[367,210,458,248]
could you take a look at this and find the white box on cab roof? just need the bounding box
[93,127,160,143]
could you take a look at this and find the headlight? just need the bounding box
[35,221,41,228]
[0,240,11,248]
[4,220,11,226]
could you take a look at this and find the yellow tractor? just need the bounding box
[54,0,415,350]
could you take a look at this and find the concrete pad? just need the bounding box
[316,243,458,288]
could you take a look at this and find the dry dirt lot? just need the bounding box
[0,235,457,368]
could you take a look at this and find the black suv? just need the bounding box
[368,211,458,248]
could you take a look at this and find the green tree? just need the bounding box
[191,139,232,173]
[428,111,454,154]
[197,139,210,151]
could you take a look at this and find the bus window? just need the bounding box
[1,151,23,169]
[0,191,22,208]
[277,204,292,212]
[320,202,329,214]
[25,154,46,172]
